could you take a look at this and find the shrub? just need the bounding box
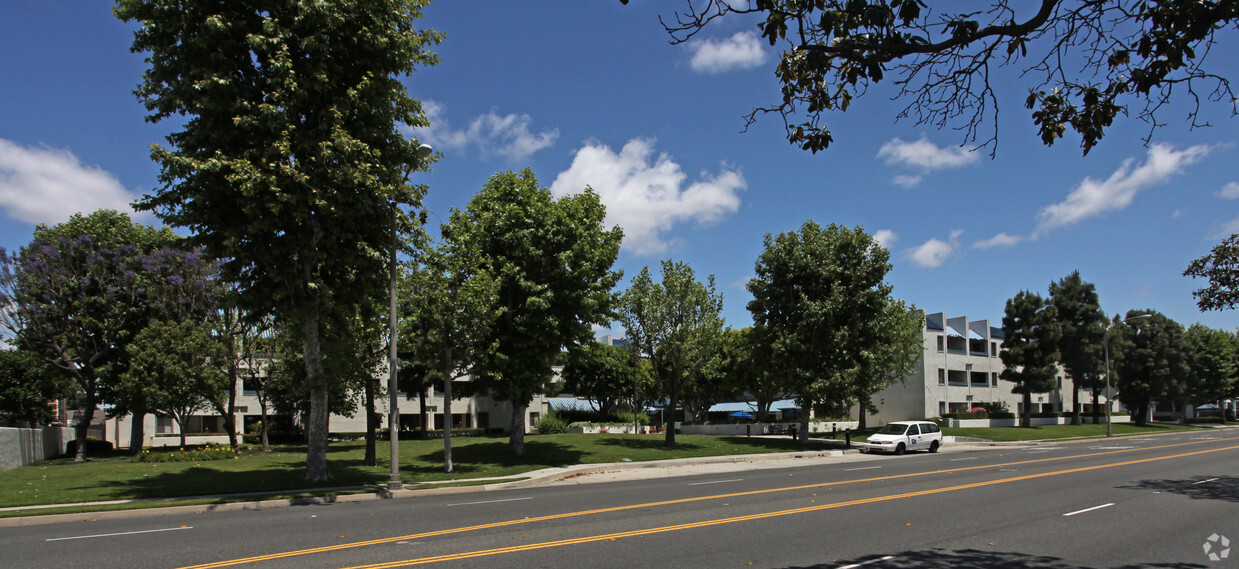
[535,411,570,434]
[613,410,651,425]
[943,411,988,420]
[132,443,236,463]
[1186,417,1226,425]
[65,438,114,456]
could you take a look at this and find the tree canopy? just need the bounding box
[638,0,1237,155]
[619,260,725,448]
[446,168,623,455]
[1048,271,1107,423]
[116,0,442,480]
[747,221,901,442]
[0,210,175,460]
[999,290,1061,427]
[1184,233,1239,312]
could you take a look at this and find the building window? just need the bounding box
[938,368,945,385]
[938,401,947,415]
[1057,376,1063,389]
[936,335,944,352]
[991,372,998,386]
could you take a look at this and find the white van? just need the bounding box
[859,420,942,455]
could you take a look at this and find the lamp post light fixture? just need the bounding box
[389,143,434,491]
[1102,313,1152,437]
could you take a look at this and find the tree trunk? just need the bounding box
[664,383,679,449]
[259,399,270,452]
[302,314,332,481]
[1021,392,1032,428]
[1070,384,1080,425]
[128,411,146,455]
[223,371,239,452]
[364,376,377,467]
[73,382,98,462]
[858,405,867,431]
[798,406,811,444]
[508,402,526,456]
[443,362,453,473]
[418,387,429,439]
[1090,388,1101,424]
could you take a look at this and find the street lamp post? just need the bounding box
[1102,313,1151,437]
[389,143,434,491]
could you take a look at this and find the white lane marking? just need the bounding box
[1027,450,1050,454]
[689,478,744,486]
[950,457,978,462]
[1089,446,1133,450]
[46,526,192,542]
[448,497,533,507]
[1063,503,1114,517]
[844,466,882,472]
[1193,478,1219,485]
[837,555,896,568]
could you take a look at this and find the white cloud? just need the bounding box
[878,136,979,171]
[688,31,767,74]
[1217,181,1239,199]
[549,139,745,256]
[973,232,1023,249]
[908,230,962,269]
[891,174,924,188]
[877,136,978,187]
[410,101,558,163]
[1035,143,1212,236]
[1209,215,1239,240]
[873,229,898,250]
[0,139,142,225]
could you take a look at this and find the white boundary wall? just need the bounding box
[0,426,74,472]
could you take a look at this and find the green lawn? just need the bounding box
[943,422,1213,441]
[0,433,806,512]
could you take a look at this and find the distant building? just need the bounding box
[857,311,1088,425]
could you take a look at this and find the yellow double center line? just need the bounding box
[182,436,1238,569]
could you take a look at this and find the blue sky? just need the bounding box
[2,1,1237,334]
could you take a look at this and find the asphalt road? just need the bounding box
[6,432,1238,569]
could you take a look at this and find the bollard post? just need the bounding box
[845,428,851,448]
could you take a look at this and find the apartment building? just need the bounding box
[858,312,1081,426]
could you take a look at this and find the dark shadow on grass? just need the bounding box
[1119,475,1239,503]
[594,437,704,451]
[407,441,586,475]
[778,547,1206,569]
[77,455,388,501]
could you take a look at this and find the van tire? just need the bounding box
[929,440,940,453]
[894,443,906,455]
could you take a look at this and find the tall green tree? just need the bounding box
[1048,271,1108,424]
[125,320,228,447]
[1110,310,1189,425]
[0,210,173,461]
[0,348,71,428]
[641,1,1236,155]
[115,0,443,480]
[747,221,895,443]
[619,260,724,448]
[446,169,622,455]
[1185,324,1238,407]
[562,342,651,418]
[849,299,924,431]
[402,238,499,472]
[119,243,230,449]
[680,340,734,424]
[719,327,789,424]
[1000,291,1061,428]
